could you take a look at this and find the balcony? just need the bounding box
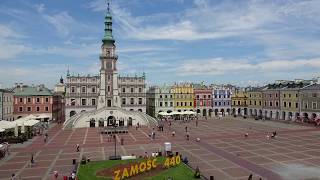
[65,93,99,97]
[99,54,118,59]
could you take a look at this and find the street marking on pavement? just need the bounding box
[83,128,89,145]
[42,149,63,180]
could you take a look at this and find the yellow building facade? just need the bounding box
[231,90,248,116]
[172,84,194,111]
[247,88,263,117]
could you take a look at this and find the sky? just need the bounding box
[0,0,320,88]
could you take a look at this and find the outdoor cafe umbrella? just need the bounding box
[21,122,25,133]
[14,123,18,137]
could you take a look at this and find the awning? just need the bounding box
[0,128,5,132]
[0,120,15,129]
[158,112,172,116]
[36,114,50,119]
[24,120,40,126]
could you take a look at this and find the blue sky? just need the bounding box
[0,0,320,88]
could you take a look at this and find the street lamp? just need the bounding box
[109,117,121,160]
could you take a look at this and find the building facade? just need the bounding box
[212,86,232,116]
[0,89,14,121]
[65,75,100,118]
[118,75,146,112]
[300,83,320,120]
[62,6,155,129]
[13,84,56,121]
[146,86,174,117]
[231,89,248,116]
[247,87,263,117]
[172,84,194,112]
[194,84,212,117]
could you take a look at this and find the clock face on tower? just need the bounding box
[106,62,112,69]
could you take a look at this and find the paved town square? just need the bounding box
[1,117,320,180]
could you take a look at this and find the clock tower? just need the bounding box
[98,3,120,109]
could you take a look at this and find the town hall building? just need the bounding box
[63,5,156,129]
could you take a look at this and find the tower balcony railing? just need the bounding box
[65,93,99,97]
[99,54,118,59]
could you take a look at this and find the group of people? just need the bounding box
[244,130,278,141]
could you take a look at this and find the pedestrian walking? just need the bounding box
[186,132,190,141]
[121,137,124,145]
[152,131,156,140]
[76,144,80,152]
[248,174,253,180]
[172,131,175,137]
[185,126,188,132]
[30,153,35,167]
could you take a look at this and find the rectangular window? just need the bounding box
[82,86,86,93]
[288,102,291,108]
[122,88,125,93]
[160,102,163,107]
[131,88,134,93]
[289,94,291,98]
[36,107,40,112]
[107,86,110,92]
[176,102,179,106]
[208,95,211,98]
[204,95,206,98]
[27,98,31,103]
[19,107,23,112]
[71,99,76,106]
[284,94,286,98]
[170,95,173,98]
[170,102,173,107]
[138,98,142,105]
[185,102,187,106]
[45,107,49,111]
[190,102,192,106]
[36,98,40,103]
[81,99,86,106]
[27,107,31,111]
[92,87,96,93]
[284,102,287,107]
[139,88,142,93]
[92,99,96,106]
[296,103,298,108]
[45,98,49,102]
[312,102,317,109]
[270,102,273,106]
[19,98,23,102]
[122,98,126,105]
[71,87,75,93]
[130,98,134,105]
[165,102,168,107]
[276,102,279,107]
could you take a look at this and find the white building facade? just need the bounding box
[63,7,153,129]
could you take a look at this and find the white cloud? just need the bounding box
[177,58,320,76]
[43,11,75,37]
[35,3,45,13]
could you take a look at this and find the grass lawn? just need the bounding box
[77,157,197,180]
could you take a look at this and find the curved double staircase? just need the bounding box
[63,107,158,129]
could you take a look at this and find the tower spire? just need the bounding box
[102,0,115,44]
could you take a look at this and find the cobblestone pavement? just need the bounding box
[1,117,320,180]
